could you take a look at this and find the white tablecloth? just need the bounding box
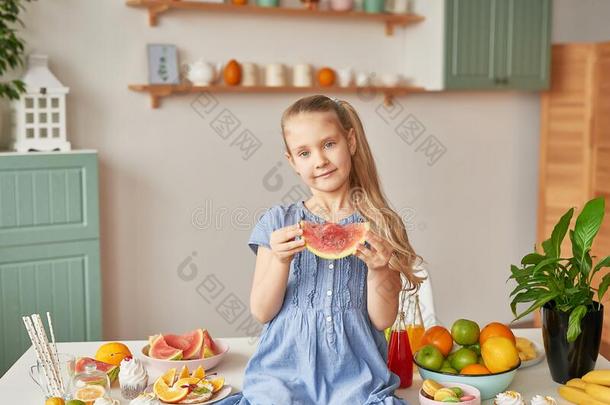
[0,328,607,404]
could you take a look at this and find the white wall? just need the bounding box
[2,0,609,340]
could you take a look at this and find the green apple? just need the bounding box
[440,366,458,374]
[465,343,481,355]
[451,319,480,345]
[449,347,478,372]
[441,359,452,369]
[415,344,444,371]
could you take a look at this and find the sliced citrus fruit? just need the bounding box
[74,384,105,402]
[208,375,225,393]
[174,377,201,387]
[153,376,189,403]
[178,365,190,379]
[161,367,177,386]
[192,365,206,379]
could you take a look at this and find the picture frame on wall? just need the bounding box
[147,44,180,84]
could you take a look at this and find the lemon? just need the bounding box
[74,384,105,402]
[481,336,520,373]
[45,398,64,405]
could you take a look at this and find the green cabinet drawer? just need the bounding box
[0,152,99,247]
[445,0,552,90]
[0,239,102,376]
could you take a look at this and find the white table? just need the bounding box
[0,328,607,404]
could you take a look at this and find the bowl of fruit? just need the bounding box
[419,380,481,405]
[413,320,521,400]
[139,329,229,374]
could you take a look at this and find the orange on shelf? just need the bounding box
[224,60,242,86]
[317,67,336,86]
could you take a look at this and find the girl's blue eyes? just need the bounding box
[298,142,335,157]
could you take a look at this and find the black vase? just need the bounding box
[542,301,604,383]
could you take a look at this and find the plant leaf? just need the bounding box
[512,292,557,321]
[572,197,605,268]
[522,253,545,265]
[567,305,588,342]
[591,256,610,281]
[542,207,574,258]
[598,273,610,303]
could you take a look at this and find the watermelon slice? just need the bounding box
[300,220,369,259]
[201,329,218,358]
[159,330,204,360]
[181,329,204,360]
[149,335,183,360]
[75,357,119,383]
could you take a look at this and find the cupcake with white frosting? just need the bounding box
[130,393,162,405]
[531,395,557,405]
[494,391,525,405]
[118,356,148,400]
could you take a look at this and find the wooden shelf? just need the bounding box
[128,83,427,108]
[125,0,425,35]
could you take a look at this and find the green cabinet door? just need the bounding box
[445,0,552,90]
[445,0,497,89]
[0,152,101,377]
[0,240,102,377]
[504,0,552,89]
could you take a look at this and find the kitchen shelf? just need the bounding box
[127,83,427,108]
[125,0,425,35]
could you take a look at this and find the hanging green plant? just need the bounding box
[0,0,36,100]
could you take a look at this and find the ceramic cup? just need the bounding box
[364,0,385,13]
[265,63,286,87]
[330,0,354,11]
[293,64,313,87]
[241,62,259,86]
[337,67,354,87]
[355,72,371,86]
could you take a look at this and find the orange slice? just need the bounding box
[153,377,189,403]
[192,365,205,379]
[174,377,201,387]
[178,365,190,379]
[208,375,225,393]
[74,385,105,402]
[161,368,177,386]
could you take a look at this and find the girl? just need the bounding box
[218,95,424,405]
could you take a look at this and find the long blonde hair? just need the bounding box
[280,95,425,291]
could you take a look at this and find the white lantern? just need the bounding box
[10,54,71,152]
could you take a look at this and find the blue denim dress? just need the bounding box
[215,200,407,405]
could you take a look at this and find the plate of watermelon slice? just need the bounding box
[139,329,229,374]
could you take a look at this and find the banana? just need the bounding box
[567,378,587,390]
[585,383,610,404]
[558,386,606,405]
[584,371,610,386]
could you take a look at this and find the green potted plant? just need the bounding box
[509,197,610,383]
[0,0,35,101]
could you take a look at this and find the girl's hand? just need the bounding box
[355,230,394,271]
[269,223,306,264]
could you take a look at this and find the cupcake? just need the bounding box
[494,391,525,405]
[118,356,148,400]
[531,395,558,405]
[130,393,162,405]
